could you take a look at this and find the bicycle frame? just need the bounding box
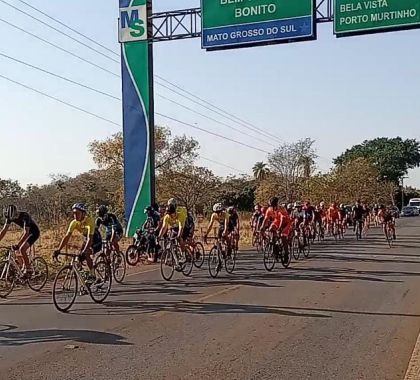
[1,249,25,280]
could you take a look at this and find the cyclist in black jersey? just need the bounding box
[96,205,124,253]
[0,205,40,276]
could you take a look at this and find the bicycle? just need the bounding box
[52,252,112,313]
[95,240,126,284]
[126,225,157,266]
[207,236,236,278]
[188,235,206,269]
[383,221,395,248]
[291,226,310,261]
[263,230,291,271]
[0,246,48,298]
[354,218,363,240]
[160,233,193,281]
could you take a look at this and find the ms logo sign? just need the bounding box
[119,5,147,42]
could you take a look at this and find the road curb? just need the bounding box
[404,328,420,380]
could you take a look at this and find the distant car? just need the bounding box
[401,206,419,217]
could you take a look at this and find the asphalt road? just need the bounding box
[1,218,420,380]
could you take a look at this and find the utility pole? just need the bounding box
[401,176,408,209]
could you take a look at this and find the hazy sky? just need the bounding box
[0,0,419,188]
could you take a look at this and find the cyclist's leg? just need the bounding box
[20,229,39,272]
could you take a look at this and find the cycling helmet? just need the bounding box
[4,205,18,220]
[287,203,293,210]
[320,201,325,207]
[379,204,385,209]
[294,201,302,208]
[254,205,260,211]
[227,206,234,214]
[213,203,223,213]
[96,205,108,218]
[144,206,153,214]
[269,197,279,208]
[72,203,88,213]
[167,204,176,214]
[339,204,344,208]
[167,198,177,207]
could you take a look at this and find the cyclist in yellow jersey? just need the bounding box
[54,203,102,281]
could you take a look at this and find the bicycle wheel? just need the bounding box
[281,247,292,268]
[52,265,77,313]
[0,260,15,298]
[303,237,310,258]
[160,249,175,281]
[263,243,275,272]
[27,257,48,292]
[125,245,140,266]
[292,237,300,260]
[89,259,112,304]
[181,247,193,277]
[225,248,236,274]
[208,247,221,278]
[112,251,126,284]
[193,242,205,268]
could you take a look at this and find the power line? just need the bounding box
[156,81,280,144]
[155,75,283,143]
[0,0,119,64]
[0,73,120,127]
[14,0,119,57]
[199,155,245,174]
[157,93,276,148]
[0,51,120,100]
[156,112,270,155]
[5,1,278,144]
[0,17,119,78]
[0,70,268,157]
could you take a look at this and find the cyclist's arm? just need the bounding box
[57,231,72,252]
[0,223,10,242]
[176,220,182,238]
[82,224,94,253]
[205,214,217,237]
[158,215,169,238]
[17,225,31,247]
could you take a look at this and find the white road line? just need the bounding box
[404,328,420,380]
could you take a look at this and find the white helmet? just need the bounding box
[294,201,302,208]
[4,205,18,220]
[213,203,223,212]
[167,198,177,207]
[320,201,325,207]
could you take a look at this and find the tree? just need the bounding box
[217,175,255,211]
[252,162,269,181]
[88,126,199,172]
[303,158,397,205]
[334,137,420,184]
[268,138,317,202]
[156,166,220,211]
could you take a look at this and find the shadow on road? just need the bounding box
[72,299,331,319]
[0,325,131,347]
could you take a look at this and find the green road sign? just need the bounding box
[335,0,420,36]
[201,0,315,50]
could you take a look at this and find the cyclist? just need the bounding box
[352,200,365,238]
[0,205,40,277]
[251,205,262,234]
[158,203,184,267]
[327,202,341,235]
[96,205,124,254]
[339,204,348,231]
[204,203,229,250]
[54,203,102,283]
[378,204,396,240]
[303,200,315,240]
[227,206,240,252]
[292,202,307,245]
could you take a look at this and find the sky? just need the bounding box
[0,0,419,188]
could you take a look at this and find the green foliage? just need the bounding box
[334,137,420,184]
[217,175,255,211]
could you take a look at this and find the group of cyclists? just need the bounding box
[0,196,397,284]
[250,198,398,252]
